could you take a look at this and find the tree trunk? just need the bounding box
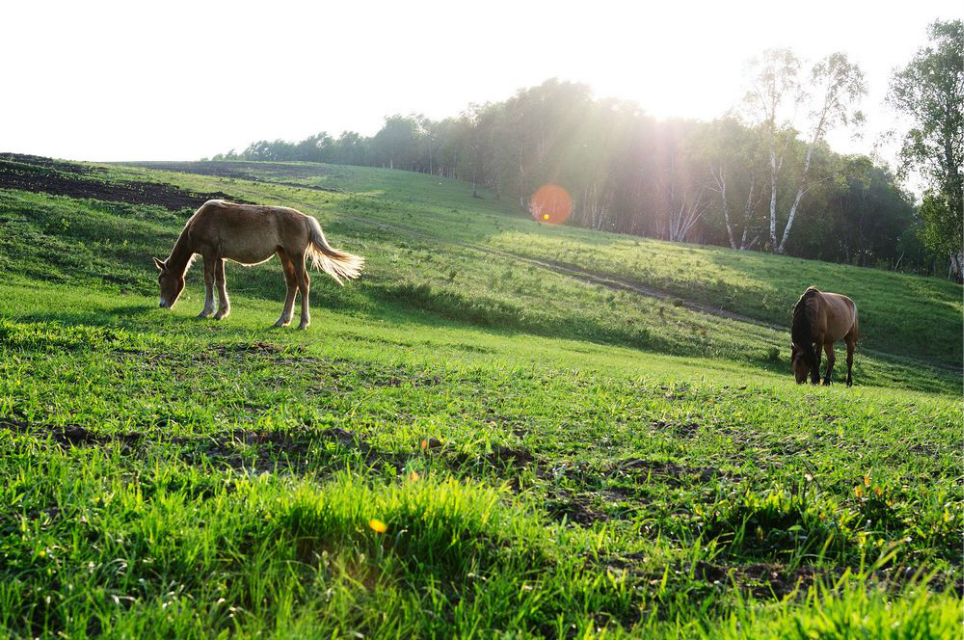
[768,149,779,251]
[712,166,737,249]
[777,139,816,254]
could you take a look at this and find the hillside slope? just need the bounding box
[123,160,962,377]
[0,155,960,638]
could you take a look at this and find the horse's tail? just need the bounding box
[305,216,364,285]
[791,287,820,368]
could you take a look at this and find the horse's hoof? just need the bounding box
[298,322,310,330]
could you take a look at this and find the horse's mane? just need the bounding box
[791,287,820,367]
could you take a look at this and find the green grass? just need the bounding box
[121,160,964,369]
[0,157,961,638]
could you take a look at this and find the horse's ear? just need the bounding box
[153,257,166,271]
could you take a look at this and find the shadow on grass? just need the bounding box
[15,304,156,328]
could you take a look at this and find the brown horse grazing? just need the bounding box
[154,200,363,329]
[790,287,859,386]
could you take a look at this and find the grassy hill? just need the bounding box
[0,154,961,638]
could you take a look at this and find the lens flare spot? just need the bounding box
[530,184,572,225]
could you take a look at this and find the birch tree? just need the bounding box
[700,119,766,250]
[744,49,865,253]
[778,53,865,253]
[744,49,802,252]
[665,185,707,242]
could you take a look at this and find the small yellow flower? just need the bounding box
[863,474,871,487]
[873,486,883,498]
[369,518,388,534]
[408,470,420,482]
[420,439,428,450]
[854,485,864,498]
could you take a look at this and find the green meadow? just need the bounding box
[0,155,961,638]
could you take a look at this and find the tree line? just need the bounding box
[211,20,962,278]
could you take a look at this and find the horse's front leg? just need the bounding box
[822,342,836,385]
[810,343,822,385]
[198,254,216,318]
[213,258,231,320]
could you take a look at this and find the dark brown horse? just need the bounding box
[154,200,363,329]
[790,287,859,386]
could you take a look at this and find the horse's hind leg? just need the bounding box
[822,342,836,385]
[274,250,297,327]
[198,253,216,318]
[213,258,231,320]
[845,335,856,387]
[293,252,311,330]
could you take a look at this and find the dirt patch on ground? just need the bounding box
[0,153,93,174]
[545,491,609,525]
[0,416,445,480]
[609,458,725,485]
[694,560,827,597]
[213,341,289,356]
[0,416,389,473]
[651,419,700,438]
[0,417,142,449]
[488,445,535,466]
[451,444,536,471]
[0,154,242,210]
[594,555,833,599]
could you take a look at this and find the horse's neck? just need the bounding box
[166,231,196,276]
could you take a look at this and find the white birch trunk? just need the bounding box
[777,112,822,253]
[711,166,737,249]
[768,148,779,251]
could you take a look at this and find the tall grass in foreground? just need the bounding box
[0,448,958,639]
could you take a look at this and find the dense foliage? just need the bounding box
[213,77,931,272]
[888,19,964,280]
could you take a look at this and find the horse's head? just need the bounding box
[154,257,184,309]
[790,344,809,384]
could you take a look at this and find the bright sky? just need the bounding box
[3,0,961,169]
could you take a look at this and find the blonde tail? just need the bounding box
[305,216,364,285]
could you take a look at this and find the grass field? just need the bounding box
[0,154,961,638]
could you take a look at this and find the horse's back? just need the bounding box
[817,291,858,340]
[189,201,311,264]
